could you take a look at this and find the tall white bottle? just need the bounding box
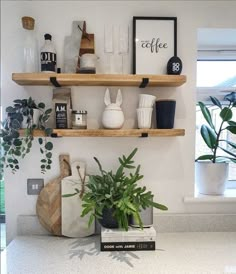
[40,33,57,73]
[21,16,38,72]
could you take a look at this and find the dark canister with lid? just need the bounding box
[72,110,87,129]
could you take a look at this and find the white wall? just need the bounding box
[2,1,236,243]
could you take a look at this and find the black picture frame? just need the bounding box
[133,16,177,75]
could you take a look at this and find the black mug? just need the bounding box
[156,100,176,129]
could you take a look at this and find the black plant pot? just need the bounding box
[99,207,119,229]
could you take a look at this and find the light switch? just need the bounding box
[27,179,44,195]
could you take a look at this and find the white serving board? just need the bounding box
[61,161,95,238]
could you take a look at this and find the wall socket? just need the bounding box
[27,179,44,195]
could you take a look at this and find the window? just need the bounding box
[197,60,236,88]
[196,60,236,188]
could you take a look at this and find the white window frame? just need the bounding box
[196,57,236,190]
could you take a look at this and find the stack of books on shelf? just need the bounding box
[100,226,156,251]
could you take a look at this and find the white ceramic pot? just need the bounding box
[102,107,124,129]
[130,206,153,228]
[195,162,229,195]
[139,94,156,108]
[21,108,40,128]
[137,108,153,129]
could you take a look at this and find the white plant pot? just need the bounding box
[32,109,40,127]
[21,109,40,128]
[195,162,229,195]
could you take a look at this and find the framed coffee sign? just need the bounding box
[133,17,177,74]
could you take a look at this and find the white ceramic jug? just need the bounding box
[102,88,124,129]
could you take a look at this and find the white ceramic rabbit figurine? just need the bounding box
[102,88,124,129]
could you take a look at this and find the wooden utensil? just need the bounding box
[36,154,71,236]
[79,21,95,56]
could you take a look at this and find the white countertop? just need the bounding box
[2,232,236,274]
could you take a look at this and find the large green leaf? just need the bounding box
[45,109,52,115]
[220,107,232,121]
[13,139,22,147]
[227,121,236,127]
[38,102,45,109]
[62,193,78,198]
[226,126,236,134]
[210,96,222,109]
[6,106,15,113]
[198,102,215,129]
[149,201,168,210]
[13,99,23,104]
[224,92,236,103]
[195,154,214,161]
[11,119,21,130]
[200,125,217,149]
[45,142,53,151]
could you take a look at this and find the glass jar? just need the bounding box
[72,110,87,129]
[21,16,38,72]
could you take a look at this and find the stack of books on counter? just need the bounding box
[100,226,156,251]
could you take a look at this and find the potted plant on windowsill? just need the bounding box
[79,148,168,231]
[195,92,236,195]
[0,97,53,178]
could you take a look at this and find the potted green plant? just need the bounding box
[79,148,168,231]
[0,97,53,179]
[195,92,236,195]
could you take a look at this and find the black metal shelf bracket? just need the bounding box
[140,132,148,138]
[139,78,149,88]
[51,133,61,138]
[50,77,61,88]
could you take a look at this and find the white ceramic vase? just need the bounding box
[102,108,124,129]
[195,162,229,195]
[102,88,124,129]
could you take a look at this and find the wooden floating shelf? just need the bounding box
[19,129,185,137]
[12,73,186,87]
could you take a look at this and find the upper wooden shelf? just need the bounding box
[20,128,185,137]
[12,73,186,87]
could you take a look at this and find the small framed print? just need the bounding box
[133,16,177,75]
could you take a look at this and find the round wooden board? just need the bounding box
[36,155,71,236]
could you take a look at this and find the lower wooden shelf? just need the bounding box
[20,128,185,137]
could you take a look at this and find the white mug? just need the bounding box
[139,94,156,108]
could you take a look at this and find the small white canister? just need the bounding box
[72,110,87,129]
[80,54,98,69]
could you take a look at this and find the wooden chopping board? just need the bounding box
[36,154,71,236]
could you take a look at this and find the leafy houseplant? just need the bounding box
[79,148,168,231]
[0,97,53,179]
[196,93,236,163]
[195,93,236,195]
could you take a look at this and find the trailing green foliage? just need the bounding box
[79,148,168,231]
[196,93,236,163]
[0,97,53,179]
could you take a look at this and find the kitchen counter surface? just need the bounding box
[2,232,236,274]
